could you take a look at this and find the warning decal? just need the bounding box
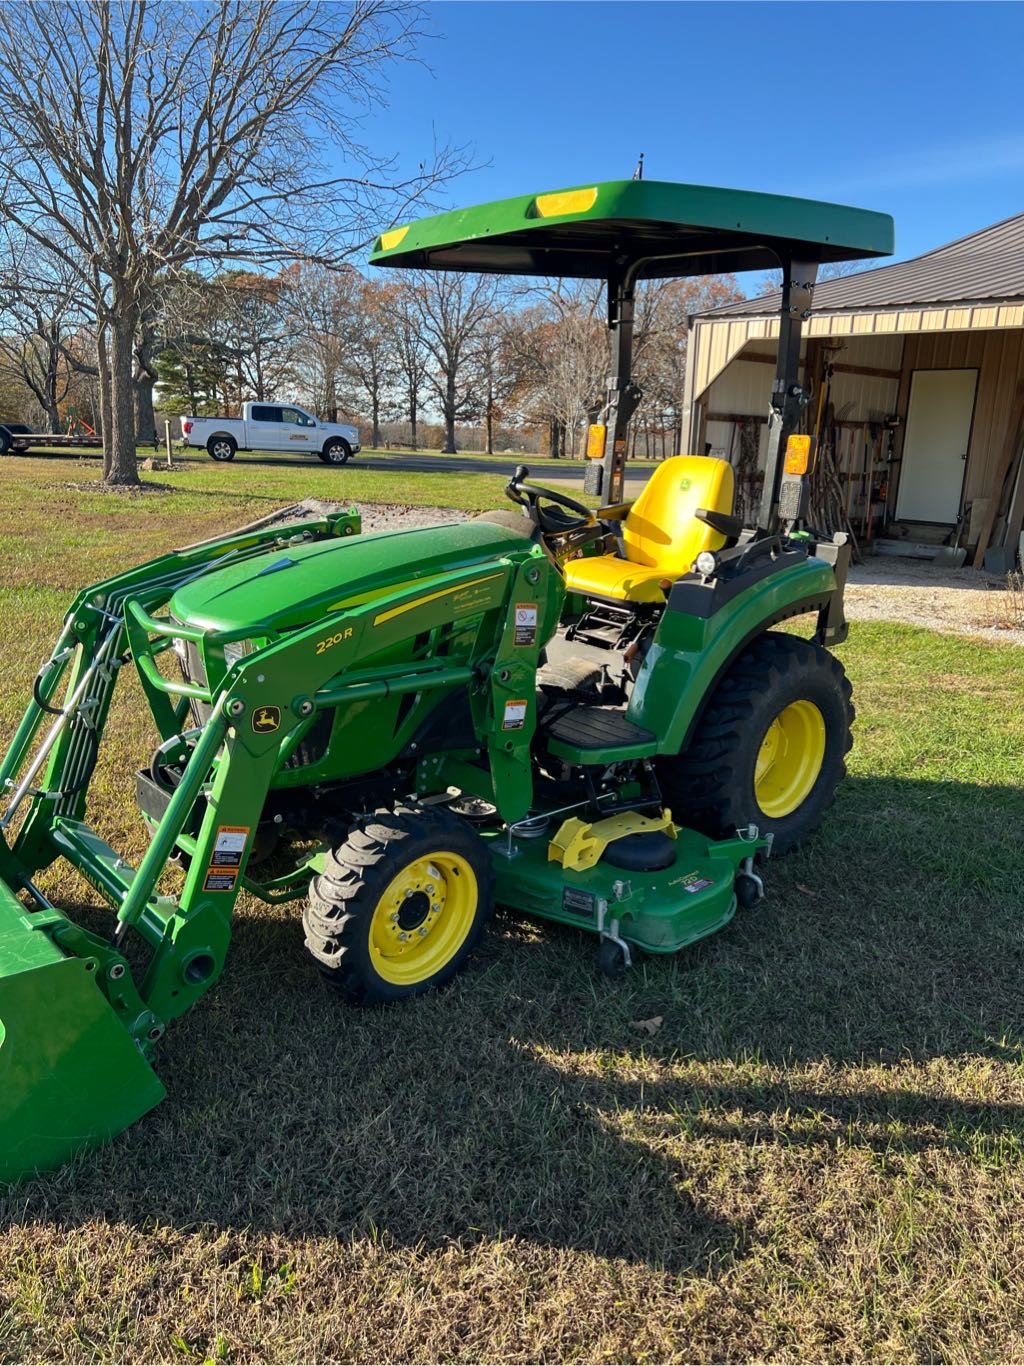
[204,870,238,892]
[202,825,250,892]
[502,699,528,730]
[212,826,250,868]
[514,603,538,647]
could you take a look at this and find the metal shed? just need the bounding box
[683,212,1024,565]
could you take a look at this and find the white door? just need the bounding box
[279,406,317,452]
[896,368,977,522]
[248,404,283,450]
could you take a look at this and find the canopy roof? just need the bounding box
[369,180,894,280]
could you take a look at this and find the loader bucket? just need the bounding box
[0,881,166,1185]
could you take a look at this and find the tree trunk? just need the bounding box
[371,393,382,448]
[134,372,157,447]
[442,377,456,453]
[549,418,560,460]
[485,392,494,455]
[409,393,418,450]
[106,314,140,485]
[97,328,112,478]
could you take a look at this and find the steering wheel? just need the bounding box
[505,464,594,535]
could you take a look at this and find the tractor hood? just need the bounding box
[168,519,532,634]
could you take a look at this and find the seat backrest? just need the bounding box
[622,456,735,574]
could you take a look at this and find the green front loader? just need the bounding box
[0,180,893,1182]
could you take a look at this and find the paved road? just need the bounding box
[19,443,655,498]
[351,452,652,498]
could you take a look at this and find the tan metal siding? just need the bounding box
[899,330,1024,504]
[691,305,1024,404]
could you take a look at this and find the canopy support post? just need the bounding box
[586,271,643,505]
[759,258,817,533]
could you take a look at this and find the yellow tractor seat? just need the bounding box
[564,455,736,603]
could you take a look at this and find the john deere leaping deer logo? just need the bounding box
[252,705,281,734]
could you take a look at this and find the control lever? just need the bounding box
[695,507,744,539]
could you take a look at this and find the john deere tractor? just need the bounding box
[0,180,893,1180]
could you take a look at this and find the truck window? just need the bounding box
[251,405,282,422]
[280,407,313,427]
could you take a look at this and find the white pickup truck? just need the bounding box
[180,402,361,465]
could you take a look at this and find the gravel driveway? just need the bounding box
[846,555,1022,643]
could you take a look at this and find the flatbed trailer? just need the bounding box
[0,424,102,455]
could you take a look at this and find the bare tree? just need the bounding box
[345,278,397,448]
[287,263,360,421]
[409,271,500,452]
[0,1,465,484]
[212,271,297,408]
[532,281,607,458]
[383,280,429,448]
[0,240,85,430]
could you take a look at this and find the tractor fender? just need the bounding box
[627,557,839,758]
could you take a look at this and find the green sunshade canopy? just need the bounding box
[369,179,894,280]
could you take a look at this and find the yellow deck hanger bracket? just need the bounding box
[548,809,678,873]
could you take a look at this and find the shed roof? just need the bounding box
[703,211,1024,319]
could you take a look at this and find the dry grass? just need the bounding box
[2,455,1024,1363]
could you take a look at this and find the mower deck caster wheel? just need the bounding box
[597,937,632,978]
[734,873,763,909]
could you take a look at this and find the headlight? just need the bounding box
[223,639,254,668]
[696,551,718,578]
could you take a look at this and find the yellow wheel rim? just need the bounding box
[754,699,827,819]
[369,851,478,986]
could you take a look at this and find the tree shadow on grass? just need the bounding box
[2,776,1023,1273]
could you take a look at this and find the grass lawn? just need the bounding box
[1,454,1024,1362]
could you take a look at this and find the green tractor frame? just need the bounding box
[0,180,893,1181]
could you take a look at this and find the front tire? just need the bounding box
[207,435,237,462]
[658,632,854,855]
[320,438,351,465]
[304,804,495,1004]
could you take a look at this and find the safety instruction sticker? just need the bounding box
[202,825,250,893]
[502,699,528,730]
[212,826,250,868]
[204,870,238,892]
[514,603,538,647]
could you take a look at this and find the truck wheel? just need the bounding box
[657,632,854,855]
[303,803,495,1005]
[320,438,351,465]
[0,427,10,456]
[207,435,237,462]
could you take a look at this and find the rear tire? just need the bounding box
[207,435,237,462]
[304,803,495,1005]
[320,438,351,465]
[0,427,10,456]
[657,632,854,855]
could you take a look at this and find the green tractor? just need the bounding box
[0,180,893,1181]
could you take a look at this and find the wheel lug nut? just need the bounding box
[418,927,428,936]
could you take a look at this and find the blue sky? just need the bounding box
[366,0,1024,274]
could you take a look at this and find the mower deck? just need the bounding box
[487,820,764,957]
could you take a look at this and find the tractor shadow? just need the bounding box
[3,776,1023,1274]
